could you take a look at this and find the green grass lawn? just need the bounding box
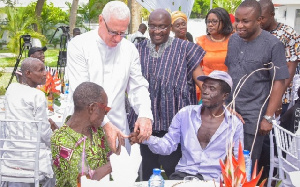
[0,49,60,67]
[0,72,14,95]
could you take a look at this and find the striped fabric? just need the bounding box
[128,37,205,131]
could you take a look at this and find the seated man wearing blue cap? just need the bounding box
[130,70,244,181]
[28,47,57,77]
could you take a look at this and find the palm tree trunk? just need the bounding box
[34,0,46,32]
[128,0,142,34]
[69,0,80,37]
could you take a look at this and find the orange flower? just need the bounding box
[39,71,61,106]
[219,142,266,187]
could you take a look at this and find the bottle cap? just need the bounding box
[153,168,161,175]
[243,150,250,155]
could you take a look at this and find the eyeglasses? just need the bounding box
[103,18,128,37]
[89,102,111,115]
[148,24,171,31]
[206,20,220,26]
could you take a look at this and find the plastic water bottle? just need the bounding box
[64,82,69,95]
[243,150,252,182]
[148,168,164,187]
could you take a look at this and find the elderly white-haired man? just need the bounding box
[66,1,153,153]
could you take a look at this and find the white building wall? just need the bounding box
[273,0,300,33]
[273,0,299,5]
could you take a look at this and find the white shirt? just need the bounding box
[129,30,145,44]
[66,29,153,137]
[4,83,53,177]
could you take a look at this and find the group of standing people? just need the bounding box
[62,0,300,184]
[3,0,300,186]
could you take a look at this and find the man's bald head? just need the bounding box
[149,9,172,25]
[20,57,43,74]
[148,9,172,46]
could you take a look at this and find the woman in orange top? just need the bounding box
[195,7,233,101]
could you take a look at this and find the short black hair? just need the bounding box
[73,82,106,112]
[186,32,194,42]
[139,23,147,30]
[205,7,233,36]
[259,0,275,14]
[238,0,262,18]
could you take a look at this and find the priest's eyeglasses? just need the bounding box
[103,18,128,37]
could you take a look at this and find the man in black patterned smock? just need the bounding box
[128,9,206,181]
[225,0,289,167]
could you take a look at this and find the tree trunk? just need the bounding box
[128,0,142,34]
[69,0,80,37]
[34,0,46,32]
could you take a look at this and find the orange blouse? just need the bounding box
[196,35,229,75]
[195,35,229,102]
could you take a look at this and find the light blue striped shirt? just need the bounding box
[143,105,244,180]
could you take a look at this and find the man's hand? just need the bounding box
[129,130,139,145]
[48,118,59,132]
[134,117,152,143]
[259,118,272,136]
[226,107,245,124]
[103,122,128,155]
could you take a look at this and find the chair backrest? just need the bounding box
[0,119,42,186]
[273,121,300,186]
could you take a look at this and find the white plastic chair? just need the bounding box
[0,119,44,187]
[268,128,280,187]
[273,121,300,187]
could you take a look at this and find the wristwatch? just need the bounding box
[263,115,275,124]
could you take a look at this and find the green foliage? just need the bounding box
[190,0,242,18]
[213,0,242,14]
[0,65,7,95]
[77,0,110,30]
[191,0,211,18]
[0,7,46,54]
[26,1,69,40]
[141,8,150,21]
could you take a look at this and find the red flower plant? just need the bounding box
[219,142,267,187]
[39,71,61,106]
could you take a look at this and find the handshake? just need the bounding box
[129,130,152,145]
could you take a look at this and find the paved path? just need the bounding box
[0,53,16,73]
[0,53,15,58]
[0,67,14,73]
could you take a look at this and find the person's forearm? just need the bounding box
[284,61,298,90]
[265,79,286,116]
[91,162,112,181]
[192,65,204,90]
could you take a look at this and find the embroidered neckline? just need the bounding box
[147,37,174,58]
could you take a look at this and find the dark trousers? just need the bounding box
[140,131,182,181]
[169,171,204,180]
[258,132,279,184]
[244,132,265,169]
